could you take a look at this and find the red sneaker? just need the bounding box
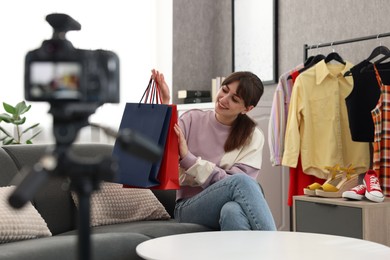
[363,170,385,203]
[342,184,366,200]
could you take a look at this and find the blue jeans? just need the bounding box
[174,174,277,231]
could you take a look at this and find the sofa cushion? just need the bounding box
[2,144,78,235]
[72,182,170,227]
[61,220,214,239]
[0,186,52,244]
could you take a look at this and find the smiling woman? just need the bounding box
[0,0,172,143]
[151,68,275,231]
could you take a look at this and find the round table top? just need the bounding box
[136,231,390,260]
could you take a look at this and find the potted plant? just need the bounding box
[0,101,41,145]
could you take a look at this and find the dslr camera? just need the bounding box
[25,13,120,105]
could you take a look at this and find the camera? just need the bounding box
[24,13,120,104]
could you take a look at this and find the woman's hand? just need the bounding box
[151,69,170,104]
[174,123,188,159]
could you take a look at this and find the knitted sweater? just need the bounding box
[177,109,264,200]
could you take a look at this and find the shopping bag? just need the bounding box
[113,78,179,189]
[150,104,179,189]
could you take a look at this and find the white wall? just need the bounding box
[0,0,172,144]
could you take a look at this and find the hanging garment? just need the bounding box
[371,65,390,196]
[288,68,325,206]
[287,155,324,206]
[345,60,390,142]
[282,60,370,179]
[268,66,301,166]
[269,64,325,206]
[268,56,326,165]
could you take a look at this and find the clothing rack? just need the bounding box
[303,32,390,62]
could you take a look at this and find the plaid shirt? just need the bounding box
[372,65,390,197]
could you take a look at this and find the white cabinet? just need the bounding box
[294,195,390,247]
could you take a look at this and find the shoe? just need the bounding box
[363,170,385,203]
[303,164,341,196]
[342,184,366,200]
[315,164,359,198]
[304,182,322,196]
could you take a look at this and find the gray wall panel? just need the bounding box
[173,0,232,104]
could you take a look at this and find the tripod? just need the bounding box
[9,103,162,260]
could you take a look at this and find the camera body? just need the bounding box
[24,13,120,105]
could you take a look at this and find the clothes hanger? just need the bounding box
[325,52,346,64]
[303,54,325,69]
[305,43,325,68]
[360,53,390,73]
[345,45,390,76]
[365,45,390,62]
[358,35,390,73]
[325,51,346,64]
[287,44,325,80]
[324,42,346,65]
[366,34,390,62]
[303,45,315,67]
[304,56,314,67]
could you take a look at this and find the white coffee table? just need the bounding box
[136,231,390,260]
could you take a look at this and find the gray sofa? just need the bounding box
[0,143,212,260]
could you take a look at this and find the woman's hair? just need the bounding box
[221,71,264,152]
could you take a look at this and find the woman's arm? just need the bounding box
[180,129,264,188]
[182,157,260,188]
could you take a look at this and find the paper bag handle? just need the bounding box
[139,77,162,105]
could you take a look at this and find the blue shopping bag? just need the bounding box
[113,102,171,187]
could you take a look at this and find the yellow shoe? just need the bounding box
[303,182,322,196]
[315,164,359,198]
[303,164,341,196]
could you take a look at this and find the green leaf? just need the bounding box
[26,140,33,144]
[16,101,31,115]
[22,123,40,134]
[13,117,26,125]
[29,130,42,140]
[3,137,15,145]
[0,114,12,123]
[3,102,16,114]
[0,125,12,137]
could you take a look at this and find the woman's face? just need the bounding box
[214,81,253,125]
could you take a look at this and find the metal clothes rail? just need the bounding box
[303,32,390,62]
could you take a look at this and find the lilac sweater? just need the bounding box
[177,109,264,200]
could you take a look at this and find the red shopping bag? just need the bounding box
[121,78,179,190]
[152,103,179,189]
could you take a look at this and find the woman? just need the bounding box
[152,69,276,231]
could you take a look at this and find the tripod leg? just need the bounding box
[76,181,93,260]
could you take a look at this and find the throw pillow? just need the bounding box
[0,186,52,244]
[72,182,170,227]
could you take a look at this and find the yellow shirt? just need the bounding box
[282,60,370,179]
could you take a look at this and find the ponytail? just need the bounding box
[224,114,256,152]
